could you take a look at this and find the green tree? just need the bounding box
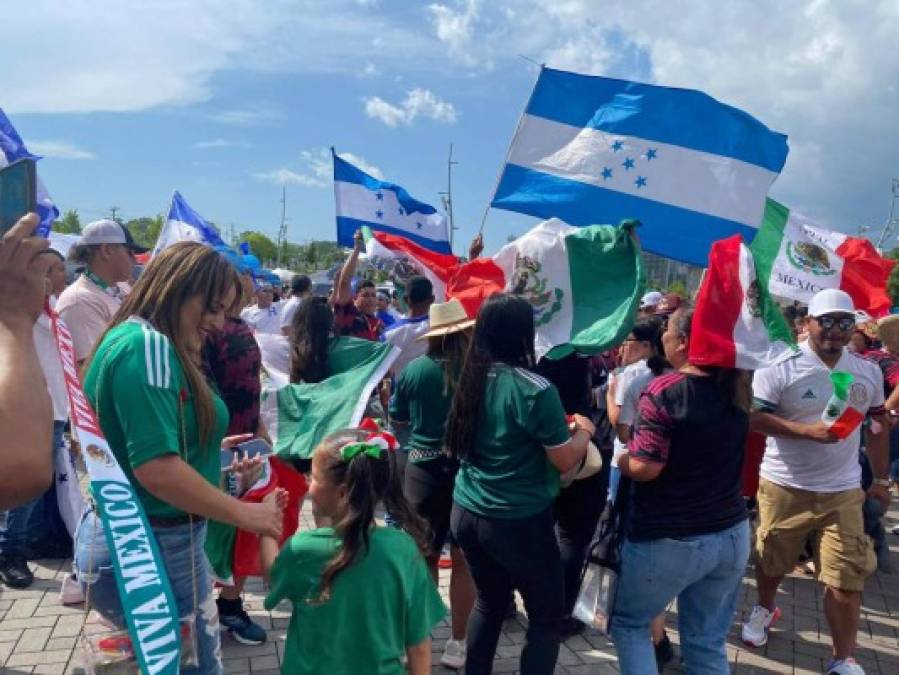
[666,279,689,298]
[55,209,82,234]
[125,215,165,249]
[240,231,278,265]
[886,247,899,307]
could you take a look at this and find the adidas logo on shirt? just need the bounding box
[801,389,817,400]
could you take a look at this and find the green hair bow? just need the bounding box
[340,442,386,462]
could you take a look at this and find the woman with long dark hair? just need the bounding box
[74,243,285,674]
[289,295,334,386]
[389,298,476,669]
[611,306,751,673]
[260,428,445,675]
[446,293,595,675]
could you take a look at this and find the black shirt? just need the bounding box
[627,371,747,541]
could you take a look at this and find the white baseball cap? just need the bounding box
[808,289,855,317]
[79,219,148,253]
[640,290,663,309]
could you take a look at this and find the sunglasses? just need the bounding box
[815,316,855,332]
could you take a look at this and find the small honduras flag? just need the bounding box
[0,108,60,236]
[152,190,228,256]
[689,235,795,370]
[821,372,865,439]
[333,148,451,254]
[490,67,789,266]
[751,198,895,318]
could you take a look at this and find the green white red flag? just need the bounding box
[363,218,644,359]
[821,371,865,439]
[751,198,895,318]
[689,235,795,370]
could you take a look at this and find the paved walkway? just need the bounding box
[3,500,899,674]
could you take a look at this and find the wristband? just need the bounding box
[873,478,891,488]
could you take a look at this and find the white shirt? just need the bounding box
[241,303,282,334]
[279,296,303,332]
[385,315,430,376]
[611,359,652,463]
[34,305,69,422]
[752,341,885,493]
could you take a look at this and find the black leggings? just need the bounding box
[450,503,563,675]
[555,471,607,617]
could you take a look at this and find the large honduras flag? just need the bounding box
[333,149,451,254]
[152,190,228,256]
[491,68,789,266]
[0,109,59,237]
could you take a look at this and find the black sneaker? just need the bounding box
[0,554,34,589]
[654,633,674,673]
[217,597,267,645]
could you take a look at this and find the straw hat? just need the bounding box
[878,314,899,351]
[417,298,475,340]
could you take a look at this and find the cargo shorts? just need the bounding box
[754,479,876,592]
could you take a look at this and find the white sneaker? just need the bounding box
[741,605,780,647]
[440,639,466,669]
[825,657,866,674]
[59,573,84,605]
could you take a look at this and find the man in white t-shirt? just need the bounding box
[280,274,311,337]
[241,284,282,334]
[55,219,144,364]
[742,289,889,675]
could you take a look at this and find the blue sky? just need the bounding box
[4,0,899,256]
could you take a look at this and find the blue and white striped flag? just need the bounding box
[333,150,450,254]
[153,190,228,256]
[490,68,789,266]
[0,108,60,237]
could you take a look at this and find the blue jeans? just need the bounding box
[0,421,67,557]
[74,510,223,675]
[611,519,750,675]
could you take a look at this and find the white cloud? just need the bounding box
[193,138,251,149]
[364,88,458,127]
[427,0,480,66]
[209,109,283,126]
[254,149,384,188]
[28,141,95,160]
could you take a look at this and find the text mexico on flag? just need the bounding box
[490,68,789,266]
[751,198,895,318]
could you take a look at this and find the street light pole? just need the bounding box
[875,178,899,249]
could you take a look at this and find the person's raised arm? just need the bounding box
[333,229,364,306]
[0,213,53,509]
[468,233,484,260]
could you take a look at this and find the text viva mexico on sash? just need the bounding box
[48,301,182,675]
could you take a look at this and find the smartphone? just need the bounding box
[220,439,273,472]
[0,158,37,236]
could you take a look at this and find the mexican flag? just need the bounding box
[260,335,399,460]
[363,218,644,360]
[821,371,865,439]
[751,198,895,317]
[689,235,795,369]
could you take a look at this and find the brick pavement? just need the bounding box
[3,501,899,674]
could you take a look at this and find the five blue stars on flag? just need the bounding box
[603,139,658,188]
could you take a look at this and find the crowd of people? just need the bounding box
[0,212,895,675]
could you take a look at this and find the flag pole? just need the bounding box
[478,60,544,235]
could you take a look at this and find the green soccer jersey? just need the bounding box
[264,526,446,675]
[452,364,570,519]
[83,318,229,519]
[389,355,452,461]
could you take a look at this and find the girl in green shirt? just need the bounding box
[445,293,595,675]
[260,428,446,675]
